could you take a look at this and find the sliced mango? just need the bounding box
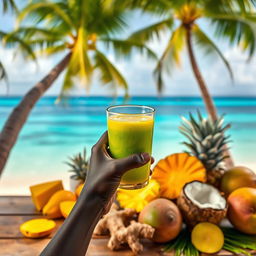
[191,222,224,254]
[75,183,84,197]
[20,219,56,238]
[43,190,76,219]
[30,180,63,211]
[60,201,76,218]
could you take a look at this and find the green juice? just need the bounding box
[108,115,154,186]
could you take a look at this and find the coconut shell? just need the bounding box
[177,182,227,228]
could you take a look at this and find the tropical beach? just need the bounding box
[1,0,256,255]
[0,96,256,195]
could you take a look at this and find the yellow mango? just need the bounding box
[30,180,63,211]
[20,219,56,238]
[60,201,76,218]
[75,183,84,197]
[43,190,76,219]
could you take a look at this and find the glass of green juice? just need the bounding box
[106,105,155,189]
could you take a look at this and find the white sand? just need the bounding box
[0,162,255,195]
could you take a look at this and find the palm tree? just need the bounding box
[1,1,35,85]
[0,0,157,176]
[123,0,256,167]
[125,0,256,121]
[0,0,17,82]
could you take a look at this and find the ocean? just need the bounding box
[0,96,256,194]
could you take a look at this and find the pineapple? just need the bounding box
[66,148,89,181]
[179,111,231,187]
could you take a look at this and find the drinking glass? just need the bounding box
[106,105,155,189]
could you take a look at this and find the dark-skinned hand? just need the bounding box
[81,131,154,214]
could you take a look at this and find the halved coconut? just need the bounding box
[177,181,227,227]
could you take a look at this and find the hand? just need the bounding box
[81,131,154,212]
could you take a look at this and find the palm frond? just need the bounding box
[37,44,67,56]
[120,0,181,15]
[8,27,64,41]
[85,1,128,36]
[93,50,128,97]
[101,38,157,60]
[192,24,233,80]
[128,18,174,43]
[62,27,92,92]
[2,0,18,13]
[210,12,256,58]
[154,25,186,92]
[0,31,37,61]
[17,2,74,29]
[205,0,256,15]
[0,61,8,82]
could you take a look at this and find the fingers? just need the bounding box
[114,153,151,176]
[96,131,108,147]
[92,131,108,153]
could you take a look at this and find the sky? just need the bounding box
[0,2,256,97]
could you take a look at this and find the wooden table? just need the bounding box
[0,196,255,256]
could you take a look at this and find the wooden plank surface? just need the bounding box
[0,238,167,256]
[1,238,251,256]
[0,196,255,256]
[0,215,63,238]
[0,196,39,216]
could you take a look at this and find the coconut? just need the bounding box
[177,181,227,228]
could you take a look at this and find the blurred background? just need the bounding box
[0,0,255,194]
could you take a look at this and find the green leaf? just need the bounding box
[37,44,67,56]
[93,50,128,97]
[0,62,9,93]
[100,38,157,60]
[2,0,18,13]
[192,24,234,81]
[210,12,256,58]
[62,28,92,92]
[163,229,199,256]
[154,25,186,92]
[129,18,174,43]
[1,31,37,61]
[17,2,74,29]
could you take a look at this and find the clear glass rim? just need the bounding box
[106,104,155,115]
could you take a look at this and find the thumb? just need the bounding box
[114,153,151,176]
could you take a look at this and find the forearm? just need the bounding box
[40,190,103,256]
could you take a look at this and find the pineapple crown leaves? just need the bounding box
[179,110,232,171]
[65,148,89,181]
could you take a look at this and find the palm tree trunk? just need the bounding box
[185,26,234,168]
[186,27,218,121]
[0,52,71,176]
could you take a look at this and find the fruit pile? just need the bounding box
[20,180,84,238]
[20,148,88,238]
[98,111,256,255]
[20,111,256,256]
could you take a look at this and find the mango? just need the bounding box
[191,222,224,254]
[30,180,63,211]
[60,201,76,218]
[75,183,84,197]
[139,198,182,243]
[228,187,256,234]
[220,166,256,196]
[43,190,76,219]
[20,219,56,238]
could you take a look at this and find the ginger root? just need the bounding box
[94,204,155,255]
[116,220,155,254]
[94,204,136,249]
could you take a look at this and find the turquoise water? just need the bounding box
[0,96,256,194]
